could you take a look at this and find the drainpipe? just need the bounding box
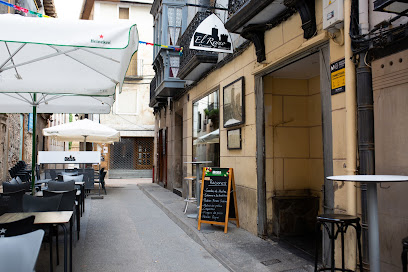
[344,0,357,216]
[356,0,372,270]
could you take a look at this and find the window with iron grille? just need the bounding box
[109,137,153,170]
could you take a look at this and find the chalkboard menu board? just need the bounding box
[198,168,239,233]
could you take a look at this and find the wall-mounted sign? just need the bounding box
[38,151,101,164]
[331,58,345,95]
[190,14,233,54]
[198,167,239,233]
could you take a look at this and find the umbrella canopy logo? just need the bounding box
[91,34,111,45]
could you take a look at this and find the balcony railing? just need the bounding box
[228,0,249,17]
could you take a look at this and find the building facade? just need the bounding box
[150,0,408,271]
[81,0,156,178]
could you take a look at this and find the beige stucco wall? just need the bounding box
[263,76,324,233]
[163,0,329,235]
[372,50,408,272]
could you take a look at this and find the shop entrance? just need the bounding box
[262,49,333,258]
[109,137,154,178]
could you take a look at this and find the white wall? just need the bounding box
[93,1,155,136]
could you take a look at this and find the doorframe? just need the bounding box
[254,42,333,238]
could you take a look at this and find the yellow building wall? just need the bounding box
[176,0,336,235]
[264,76,324,232]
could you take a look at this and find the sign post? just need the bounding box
[198,167,239,233]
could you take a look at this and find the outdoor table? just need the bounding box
[326,175,408,272]
[0,211,74,272]
[183,161,212,218]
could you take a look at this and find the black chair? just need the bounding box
[402,237,408,272]
[100,171,107,195]
[49,169,57,180]
[94,169,107,195]
[0,216,35,237]
[22,194,62,269]
[22,194,62,212]
[43,190,80,240]
[314,214,363,272]
[2,189,25,212]
[48,180,75,191]
[2,181,30,193]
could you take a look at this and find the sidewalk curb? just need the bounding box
[138,183,240,272]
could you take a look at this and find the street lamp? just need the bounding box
[374,0,408,15]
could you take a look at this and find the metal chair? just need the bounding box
[314,214,363,272]
[183,176,197,213]
[93,169,107,195]
[0,229,45,272]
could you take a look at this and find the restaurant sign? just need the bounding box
[38,151,101,164]
[190,14,233,54]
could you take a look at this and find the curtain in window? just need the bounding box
[168,7,182,45]
[169,56,179,78]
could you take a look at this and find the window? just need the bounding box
[167,7,182,45]
[169,56,179,78]
[193,90,220,170]
[119,7,129,19]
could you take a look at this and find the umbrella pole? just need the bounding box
[31,93,37,194]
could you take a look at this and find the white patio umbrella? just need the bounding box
[43,119,120,144]
[0,14,138,190]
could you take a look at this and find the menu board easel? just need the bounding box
[198,167,239,233]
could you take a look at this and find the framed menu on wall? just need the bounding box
[227,128,241,150]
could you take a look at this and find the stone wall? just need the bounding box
[0,114,49,181]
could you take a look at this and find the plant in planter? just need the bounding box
[204,108,219,120]
[204,108,219,127]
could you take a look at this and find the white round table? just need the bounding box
[327,175,408,272]
[183,161,212,218]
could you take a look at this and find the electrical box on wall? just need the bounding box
[323,0,344,31]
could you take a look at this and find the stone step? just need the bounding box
[108,169,153,179]
[173,187,182,197]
